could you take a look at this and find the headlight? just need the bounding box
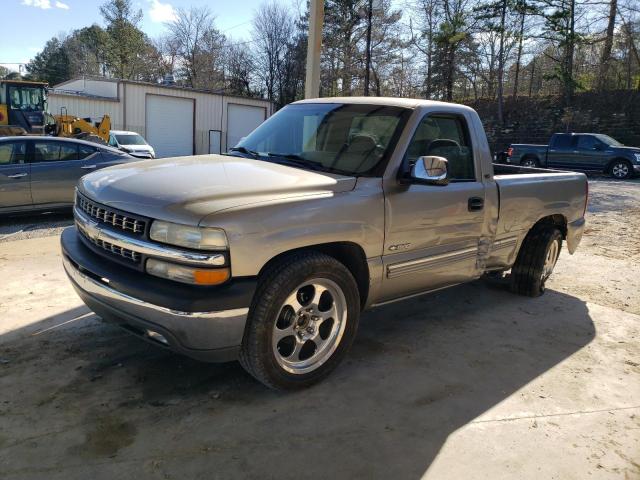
[150,221,228,250]
[146,258,230,285]
[634,153,640,163]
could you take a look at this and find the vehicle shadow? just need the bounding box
[0,280,595,479]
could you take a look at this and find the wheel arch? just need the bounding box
[256,242,370,309]
[605,157,632,173]
[521,153,540,164]
[533,213,568,238]
[513,213,567,261]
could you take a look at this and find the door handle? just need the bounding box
[7,172,28,179]
[81,165,97,170]
[468,197,484,212]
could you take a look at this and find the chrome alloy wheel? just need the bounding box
[272,278,347,375]
[522,158,537,167]
[612,162,629,178]
[542,238,560,281]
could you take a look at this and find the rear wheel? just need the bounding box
[510,226,562,297]
[239,252,360,390]
[520,156,539,168]
[609,159,632,179]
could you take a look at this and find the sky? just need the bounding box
[1,0,274,72]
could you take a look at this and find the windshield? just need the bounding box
[115,134,147,146]
[8,86,45,112]
[234,103,409,175]
[594,134,623,146]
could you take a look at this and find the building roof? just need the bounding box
[51,76,272,104]
[1,79,48,86]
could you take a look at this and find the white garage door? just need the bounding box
[227,104,266,150]
[146,95,194,158]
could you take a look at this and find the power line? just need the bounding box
[220,20,252,33]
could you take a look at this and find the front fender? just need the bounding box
[200,180,386,278]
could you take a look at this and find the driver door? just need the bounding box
[380,113,486,302]
[574,135,606,171]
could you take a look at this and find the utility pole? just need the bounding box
[496,0,507,125]
[305,0,324,99]
[364,0,373,96]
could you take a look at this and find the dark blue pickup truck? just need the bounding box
[505,133,640,179]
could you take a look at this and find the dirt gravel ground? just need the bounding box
[0,177,639,480]
[0,211,72,243]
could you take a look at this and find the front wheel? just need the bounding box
[239,252,360,390]
[510,226,562,297]
[609,159,632,179]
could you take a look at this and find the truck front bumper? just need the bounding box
[61,227,255,362]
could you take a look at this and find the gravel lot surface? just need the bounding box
[0,177,638,480]
[0,211,72,243]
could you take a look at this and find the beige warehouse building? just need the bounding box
[48,77,273,158]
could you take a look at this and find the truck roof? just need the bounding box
[293,96,475,112]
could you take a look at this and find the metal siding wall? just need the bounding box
[47,93,124,129]
[127,84,270,155]
[50,81,272,156]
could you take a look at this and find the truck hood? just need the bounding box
[78,154,357,225]
[612,145,640,154]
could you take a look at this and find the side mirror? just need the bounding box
[410,156,450,186]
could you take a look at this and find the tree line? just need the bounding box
[9,0,640,122]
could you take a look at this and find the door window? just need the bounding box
[79,144,97,159]
[33,141,79,162]
[0,142,26,165]
[576,135,603,151]
[405,115,475,180]
[108,135,118,147]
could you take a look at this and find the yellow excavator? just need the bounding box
[0,79,110,143]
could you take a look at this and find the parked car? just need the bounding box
[61,98,588,390]
[108,130,155,159]
[506,133,640,179]
[0,136,136,214]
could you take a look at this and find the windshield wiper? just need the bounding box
[228,146,259,159]
[266,152,327,171]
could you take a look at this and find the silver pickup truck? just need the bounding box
[61,97,588,390]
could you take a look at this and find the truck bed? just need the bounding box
[492,164,588,253]
[493,163,558,175]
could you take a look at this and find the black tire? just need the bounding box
[609,159,633,179]
[510,226,562,297]
[520,156,540,168]
[239,251,360,390]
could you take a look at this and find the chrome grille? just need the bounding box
[83,233,141,263]
[77,194,146,235]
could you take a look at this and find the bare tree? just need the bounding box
[166,6,224,89]
[410,0,442,97]
[252,2,295,103]
[225,43,256,97]
[154,34,181,76]
[597,0,618,90]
